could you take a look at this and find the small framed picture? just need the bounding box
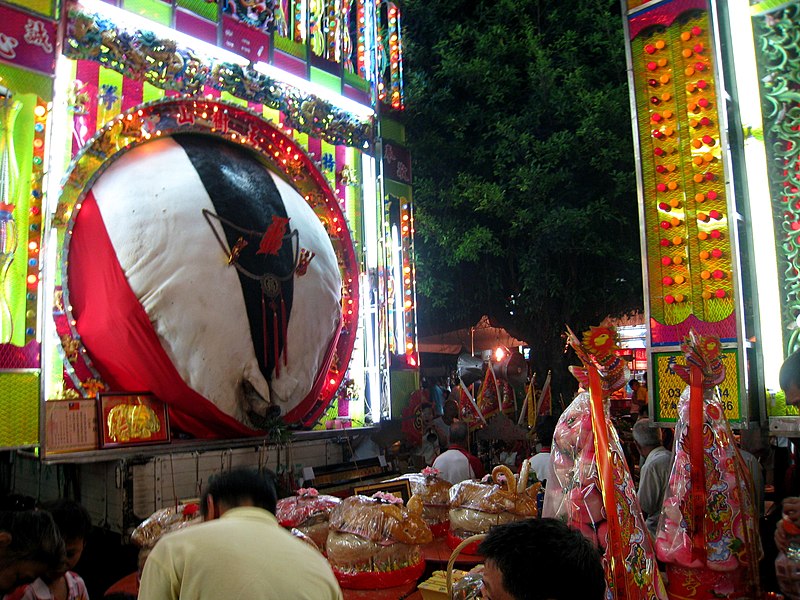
[44,399,99,456]
[98,392,170,449]
[353,479,412,504]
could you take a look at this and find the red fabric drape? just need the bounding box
[688,365,707,560]
[588,366,631,599]
[68,192,259,439]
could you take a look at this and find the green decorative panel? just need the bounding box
[176,0,217,22]
[122,0,172,26]
[3,0,56,17]
[0,371,39,447]
[343,70,370,93]
[0,63,54,100]
[310,67,341,94]
[753,1,800,354]
[389,369,419,420]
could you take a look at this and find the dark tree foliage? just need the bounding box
[401,0,643,400]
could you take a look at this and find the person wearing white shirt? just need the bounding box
[529,418,556,485]
[432,421,485,484]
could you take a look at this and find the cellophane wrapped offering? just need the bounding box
[387,468,452,537]
[543,392,606,545]
[448,463,539,552]
[451,570,484,600]
[543,390,667,599]
[326,493,432,589]
[655,387,761,599]
[131,502,202,548]
[276,487,340,550]
[776,510,800,599]
[290,527,321,552]
[776,536,800,599]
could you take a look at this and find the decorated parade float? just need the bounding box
[622,0,757,429]
[620,0,800,597]
[621,0,800,424]
[0,0,419,534]
[0,0,799,596]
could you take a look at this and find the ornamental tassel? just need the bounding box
[261,293,268,372]
[272,300,280,379]
[281,295,288,368]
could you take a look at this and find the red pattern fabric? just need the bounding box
[68,192,258,439]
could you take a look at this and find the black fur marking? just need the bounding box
[174,133,294,381]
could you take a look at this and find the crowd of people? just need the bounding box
[0,469,607,600]
[5,357,800,599]
[409,355,800,598]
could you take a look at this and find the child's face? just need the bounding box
[64,537,85,571]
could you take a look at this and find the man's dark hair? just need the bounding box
[780,350,800,391]
[449,420,468,445]
[443,399,459,421]
[478,518,605,600]
[0,510,65,572]
[201,467,278,517]
[629,379,640,388]
[40,499,92,542]
[535,416,556,446]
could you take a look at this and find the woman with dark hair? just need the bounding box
[7,499,92,600]
[0,510,64,595]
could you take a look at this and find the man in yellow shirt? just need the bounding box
[139,467,343,599]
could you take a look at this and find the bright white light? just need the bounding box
[361,0,377,83]
[617,324,647,349]
[40,54,75,403]
[360,272,381,423]
[391,224,404,352]
[48,55,72,200]
[78,0,249,67]
[253,62,374,120]
[494,347,507,363]
[41,228,61,402]
[362,156,379,269]
[730,0,782,390]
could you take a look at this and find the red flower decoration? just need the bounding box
[699,336,720,359]
[583,326,617,356]
[257,216,290,255]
